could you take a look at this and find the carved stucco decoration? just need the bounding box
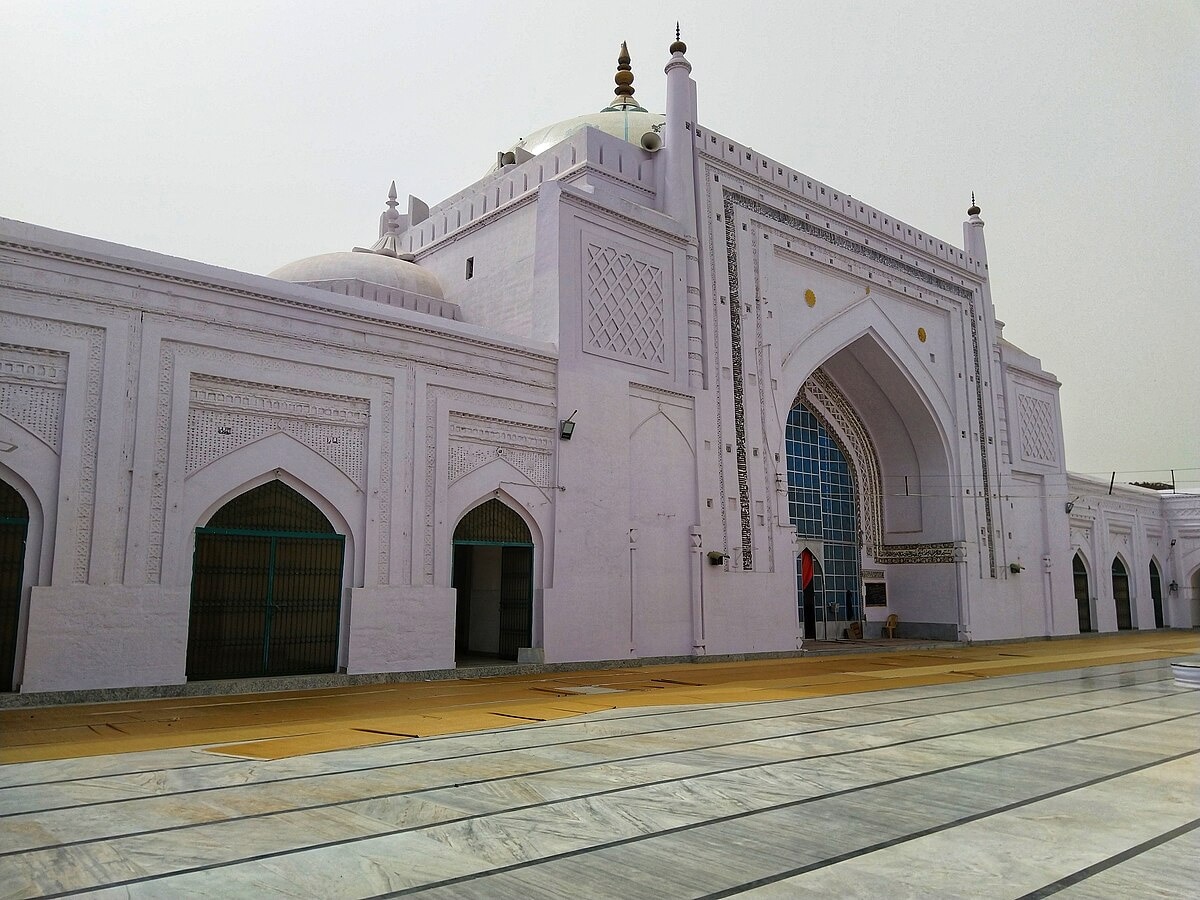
[186,375,370,486]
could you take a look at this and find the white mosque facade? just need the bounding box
[1,40,1197,694]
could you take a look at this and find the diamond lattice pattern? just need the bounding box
[585,244,665,366]
[1018,393,1057,463]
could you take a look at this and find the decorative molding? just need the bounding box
[0,343,69,451]
[185,375,370,485]
[0,238,557,366]
[0,318,105,584]
[583,243,666,369]
[1017,393,1057,464]
[423,385,554,585]
[722,192,755,569]
[448,412,554,488]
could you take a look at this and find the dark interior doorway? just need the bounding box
[1112,557,1133,631]
[1073,553,1091,633]
[1150,561,1164,628]
[453,499,533,662]
[798,549,824,640]
[0,479,29,692]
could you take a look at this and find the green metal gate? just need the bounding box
[0,480,29,693]
[186,481,345,680]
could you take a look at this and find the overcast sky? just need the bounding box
[2,1,1196,487]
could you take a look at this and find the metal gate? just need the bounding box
[0,480,29,692]
[499,545,533,659]
[186,481,344,680]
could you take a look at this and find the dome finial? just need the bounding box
[382,181,402,236]
[967,191,981,216]
[613,40,635,102]
[670,23,687,54]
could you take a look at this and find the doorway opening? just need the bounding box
[452,499,533,663]
[0,479,29,692]
[186,480,345,680]
[1112,557,1133,631]
[1073,552,1092,633]
[1149,560,1164,628]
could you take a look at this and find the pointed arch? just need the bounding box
[1111,555,1133,630]
[1148,558,1164,628]
[1073,551,1093,633]
[451,496,536,662]
[797,368,955,565]
[187,479,346,679]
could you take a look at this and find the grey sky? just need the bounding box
[2,1,1196,486]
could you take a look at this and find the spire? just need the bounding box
[384,181,401,233]
[967,191,980,217]
[360,181,415,259]
[603,40,646,111]
[614,41,634,99]
[670,22,687,54]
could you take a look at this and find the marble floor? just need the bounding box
[0,658,1196,898]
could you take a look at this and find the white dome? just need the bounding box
[271,250,444,300]
[511,107,665,159]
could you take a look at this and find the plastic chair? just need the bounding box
[884,614,899,639]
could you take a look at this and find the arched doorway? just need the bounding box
[187,480,345,680]
[1112,557,1133,631]
[1149,560,1164,628]
[1073,552,1092,633]
[0,479,30,692]
[787,403,861,641]
[452,499,533,662]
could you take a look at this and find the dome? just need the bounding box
[500,41,664,163]
[271,250,444,300]
[510,107,665,159]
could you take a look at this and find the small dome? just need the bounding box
[271,251,444,300]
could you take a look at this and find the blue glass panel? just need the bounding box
[786,403,861,623]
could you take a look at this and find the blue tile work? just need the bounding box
[787,403,862,623]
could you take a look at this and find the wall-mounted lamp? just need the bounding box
[559,410,578,441]
[707,550,729,566]
[1170,539,1177,547]
[1169,580,1179,593]
[1065,496,1080,514]
[1009,562,1025,574]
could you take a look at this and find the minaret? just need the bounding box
[963,192,987,264]
[663,25,697,226]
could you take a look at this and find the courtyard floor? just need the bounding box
[0,632,1197,897]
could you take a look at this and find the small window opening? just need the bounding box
[465,257,474,279]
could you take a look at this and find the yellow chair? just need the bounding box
[884,614,899,639]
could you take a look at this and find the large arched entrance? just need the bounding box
[1073,552,1092,633]
[787,403,861,640]
[0,479,29,692]
[452,499,533,662]
[1112,557,1133,631]
[187,480,345,680]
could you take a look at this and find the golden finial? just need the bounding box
[670,23,687,54]
[614,40,635,98]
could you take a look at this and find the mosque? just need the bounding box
[1,37,1197,694]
